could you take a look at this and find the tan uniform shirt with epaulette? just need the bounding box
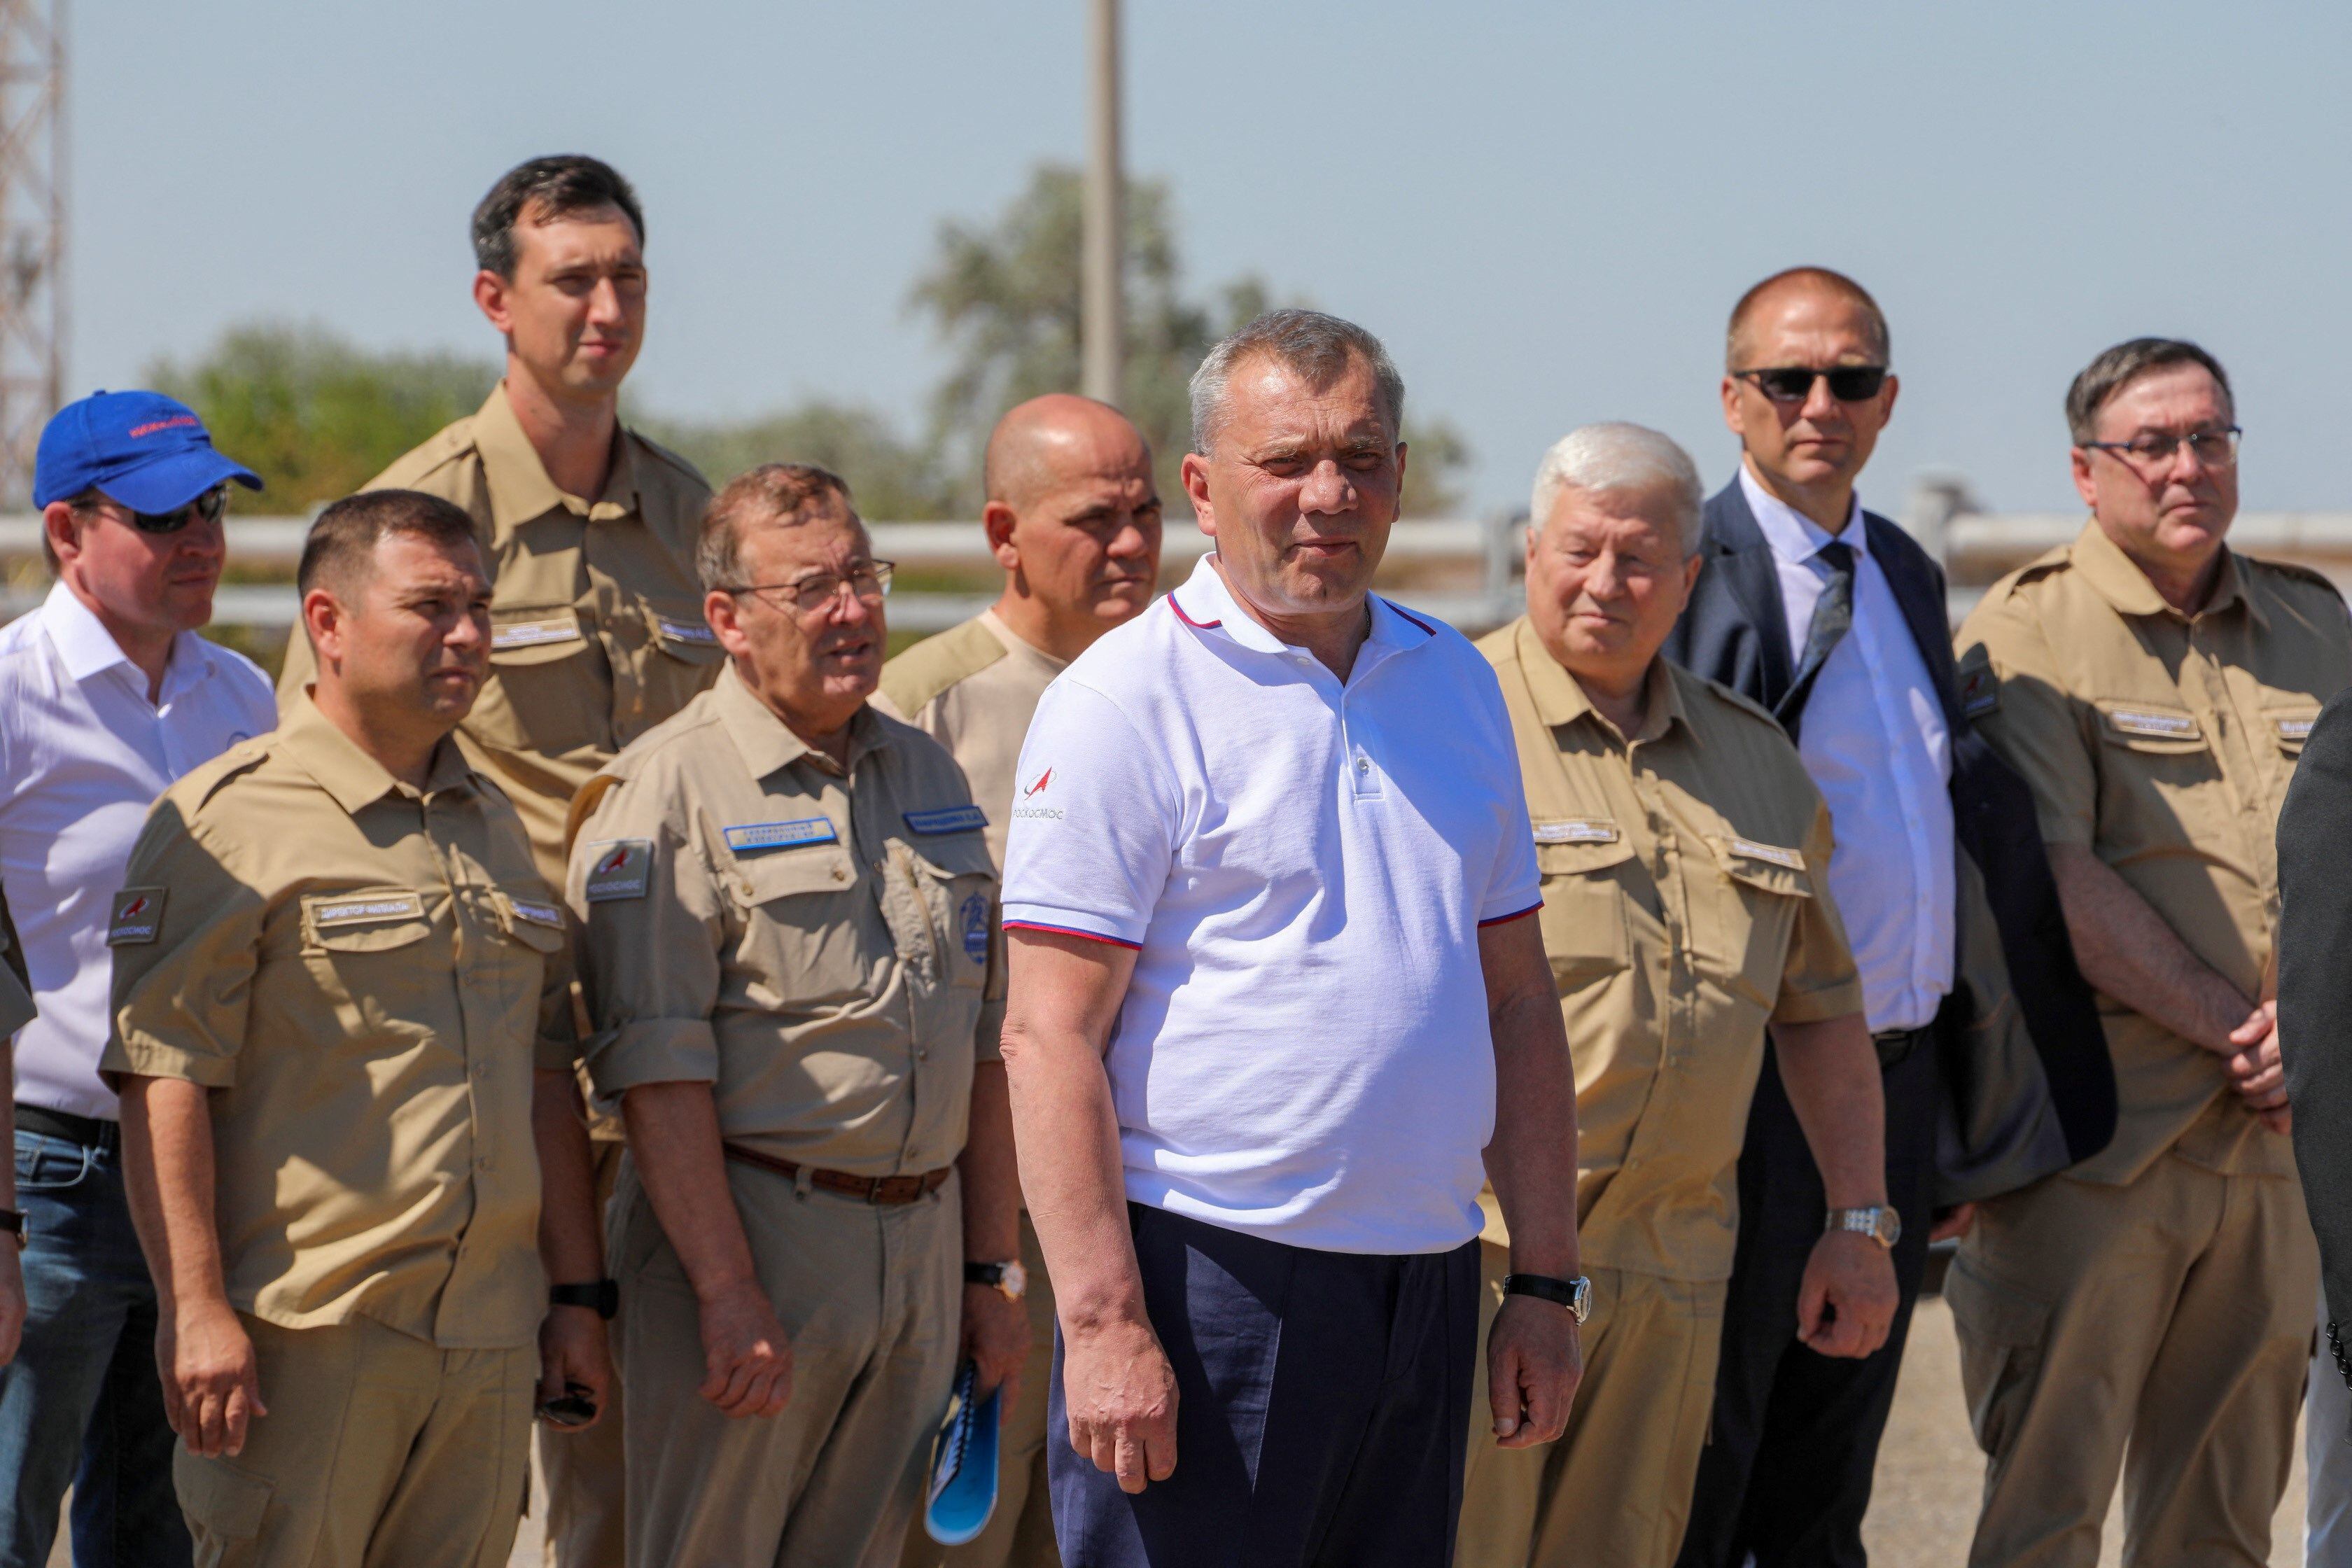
[1957,520,2352,1184]
[1479,617,1864,1282]
[568,665,1004,1176]
[99,696,574,1349]
[0,886,31,1040]
[875,608,1065,870]
[277,382,721,883]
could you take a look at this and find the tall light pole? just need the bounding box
[0,0,64,510]
[1080,0,1122,407]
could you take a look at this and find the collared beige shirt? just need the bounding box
[278,382,720,882]
[1958,520,2352,1183]
[568,665,1004,1177]
[876,608,1067,869]
[0,886,30,1040]
[1480,617,1863,1281]
[102,698,573,1349]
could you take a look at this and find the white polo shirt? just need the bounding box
[1002,555,1541,1254]
[0,583,277,1119]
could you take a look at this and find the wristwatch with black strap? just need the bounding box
[0,1209,23,1249]
[549,1280,619,1320]
[1502,1271,1591,1322]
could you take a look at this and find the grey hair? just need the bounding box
[1188,309,1406,454]
[1529,423,1705,557]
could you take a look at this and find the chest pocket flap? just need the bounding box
[1533,821,1637,878]
[489,606,590,668]
[2095,701,2208,754]
[649,598,726,666]
[1710,836,1814,899]
[732,844,858,906]
[496,891,568,953]
[302,888,434,954]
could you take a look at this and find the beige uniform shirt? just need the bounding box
[1479,617,1864,1281]
[0,886,31,1040]
[100,699,573,1348]
[875,608,1066,869]
[279,383,720,883]
[1957,521,2352,1184]
[569,666,1004,1177]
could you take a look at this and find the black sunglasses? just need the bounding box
[94,485,230,535]
[1732,366,1889,404]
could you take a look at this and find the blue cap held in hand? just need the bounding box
[33,391,262,512]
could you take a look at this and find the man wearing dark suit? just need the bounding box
[1665,267,2114,1568]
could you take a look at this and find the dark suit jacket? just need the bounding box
[2281,687,2352,1346]
[1661,479,2117,1200]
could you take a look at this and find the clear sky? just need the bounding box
[72,0,2352,518]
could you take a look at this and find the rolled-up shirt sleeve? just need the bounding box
[568,774,725,1099]
[1000,679,1176,949]
[103,807,262,1089]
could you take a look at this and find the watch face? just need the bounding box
[1000,1261,1028,1300]
[1874,1209,1903,1247]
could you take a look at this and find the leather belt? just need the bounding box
[15,1104,117,1150]
[722,1143,950,1205]
[1872,1025,1935,1071]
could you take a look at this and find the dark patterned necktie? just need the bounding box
[1774,540,1856,739]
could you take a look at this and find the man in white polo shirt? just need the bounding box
[1000,310,1585,1567]
[0,391,275,1567]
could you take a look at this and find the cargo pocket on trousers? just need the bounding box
[1942,1250,2050,1460]
[177,1453,272,1561]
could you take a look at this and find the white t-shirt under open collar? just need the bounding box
[1002,555,1540,1254]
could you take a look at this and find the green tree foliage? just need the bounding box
[148,325,495,512]
[640,402,959,521]
[908,163,1471,517]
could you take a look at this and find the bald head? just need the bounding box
[1727,267,1890,369]
[979,394,1163,661]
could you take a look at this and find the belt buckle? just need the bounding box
[864,1175,888,1205]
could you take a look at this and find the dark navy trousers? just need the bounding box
[1049,1203,1480,1568]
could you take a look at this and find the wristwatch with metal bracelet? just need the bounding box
[1825,1205,1902,1249]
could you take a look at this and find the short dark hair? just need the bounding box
[696,464,856,593]
[2065,337,2234,444]
[298,491,482,601]
[1189,309,1406,455]
[1726,267,1891,368]
[472,155,645,279]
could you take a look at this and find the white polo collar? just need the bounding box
[1168,554,1435,677]
[38,580,211,698]
[1740,464,1868,568]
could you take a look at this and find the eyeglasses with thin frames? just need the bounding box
[2079,426,2242,471]
[719,560,895,615]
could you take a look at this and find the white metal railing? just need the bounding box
[0,515,1530,636]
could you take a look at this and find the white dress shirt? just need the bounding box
[1740,465,1954,1033]
[0,583,277,1119]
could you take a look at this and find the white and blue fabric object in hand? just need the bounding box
[923,1359,1000,1545]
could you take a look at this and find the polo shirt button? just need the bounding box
[1356,757,1371,774]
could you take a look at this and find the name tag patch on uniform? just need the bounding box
[2278,715,2318,741]
[904,806,988,836]
[1533,818,1618,844]
[313,892,427,929]
[508,896,565,929]
[655,615,718,646]
[722,818,839,855]
[960,893,990,964]
[491,615,584,652]
[2106,708,2200,741]
[106,888,166,946]
[1727,839,1805,871]
[584,841,653,902]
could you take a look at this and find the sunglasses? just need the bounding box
[1732,366,1889,404]
[96,485,230,535]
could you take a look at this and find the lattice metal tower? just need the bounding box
[0,0,64,510]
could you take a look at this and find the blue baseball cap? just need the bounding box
[32,391,262,512]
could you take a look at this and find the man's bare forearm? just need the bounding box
[1000,931,1148,1335]
[620,1081,758,1303]
[1480,919,1581,1279]
[1770,1014,1888,1210]
[118,1077,231,1315]
[959,1060,1022,1263]
[533,1068,605,1284]
[2050,844,2250,1052]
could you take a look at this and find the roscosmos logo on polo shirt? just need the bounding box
[1012,766,1063,822]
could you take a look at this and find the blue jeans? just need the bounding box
[0,1125,190,1568]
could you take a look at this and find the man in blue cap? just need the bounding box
[0,390,274,1567]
